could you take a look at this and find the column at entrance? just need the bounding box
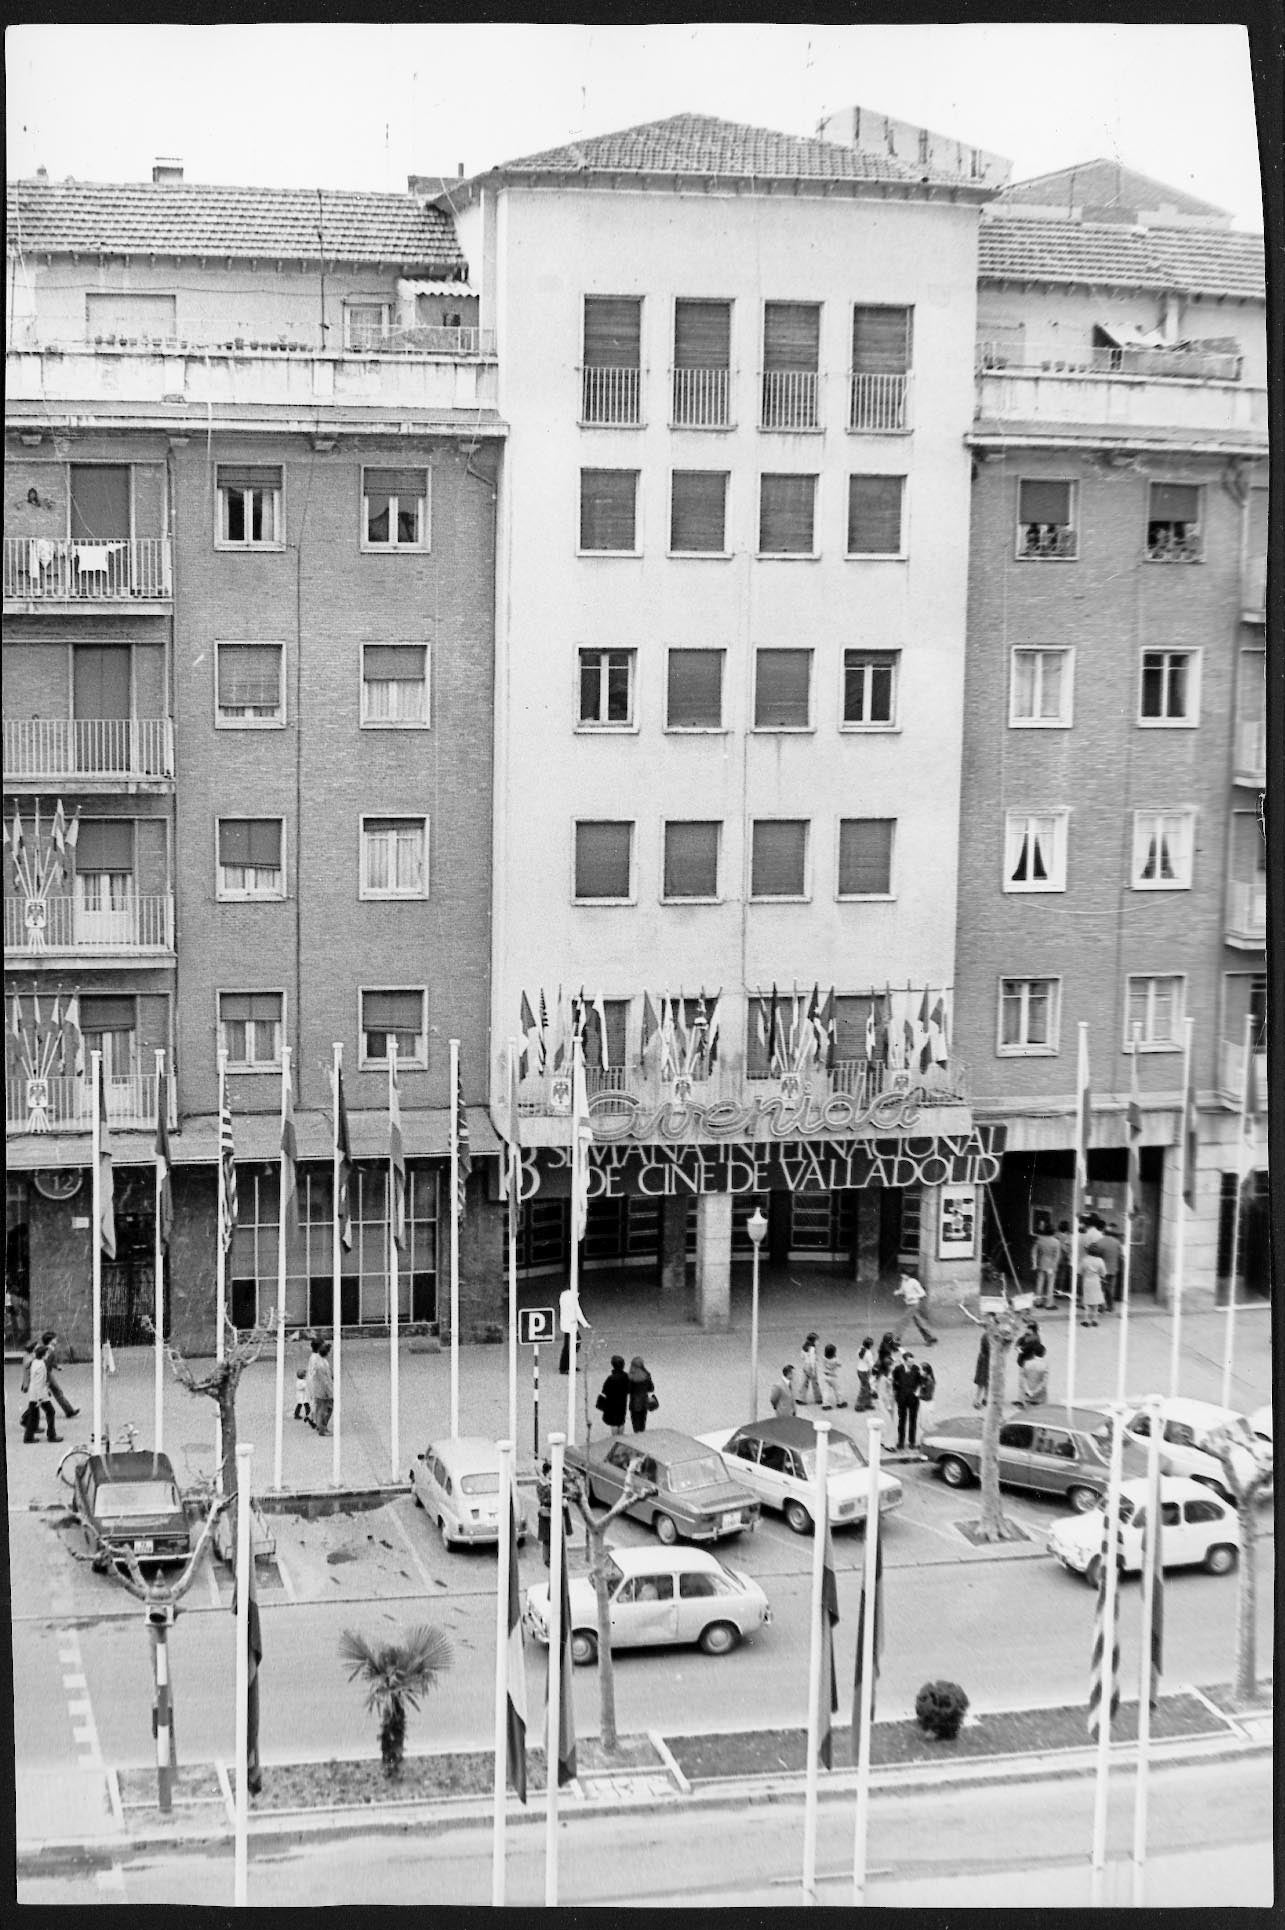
[916,1183,982,1307]
[694,1191,732,1331]
[658,1195,688,1299]
[854,1191,880,1289]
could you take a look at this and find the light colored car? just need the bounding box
[1048,1475,1240,1582]
[921,1404,1148,1511]
[1249,1404,1272,1456]
[698,1416,903,1535]
[567,1428,760,1544]
[523,1544,770,1663]
[1120,1398,1270,1501]
[409,1435,528,1550]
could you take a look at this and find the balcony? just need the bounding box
[1242,554,1266,623]
[4,717,174,787]
[5,892,175,963]
[4,538,171,606]
[672,366,730,429]
[760,369,820,432]
[343,323,494,357]
[1225,878,1267,949]
[6,1070,173,1137]
[849,371,910,434]
[581,366,641,427]
[1217,1039,1268,1111]
[972,367,1267,444]
[1234,717,1266,787]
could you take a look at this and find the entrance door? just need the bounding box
[79,994,137,1120]
[73,821,135,948]
[74,645,132,772]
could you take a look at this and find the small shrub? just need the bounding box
[915,1680,969,1741]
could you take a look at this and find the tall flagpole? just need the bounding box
[802,1418,830,1904]
[1169,1016,1195,1398]
[1220,1011,1254,1411]
[544,1431,567,1907]
[389,1039,400,1485]
[273,1046,290,1493]
[1117,1023,1142,1404]
[1067,1021,1089,1409]
[449,1037,461,1438]
[852,1416,883,1904]
[567,1033,584,1448]
[233,1441,252,1908]
[508,1039,520,1450]
[153,1047,166,1453]
[492,1437,515,1907]
[91,1047,104,1455]
[332,1041,343,1489]
[1131,1394,1163,1905]
[216,1046,229,1484]
[1090,1403,1126,1907]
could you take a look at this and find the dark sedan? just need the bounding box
[920,1405,1149,1511]
[68,1449,193,1568]
[567,1427,760,1544]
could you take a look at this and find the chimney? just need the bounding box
[152,158,183,185]
[35,165,48,181]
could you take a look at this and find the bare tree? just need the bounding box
[1210,1426,1271,1701]
[144,1309,274,1507]
[962,1298,1027,1542]
[564,1468,656,1755]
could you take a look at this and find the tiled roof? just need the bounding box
[996,160,1226,219]
[979,215,1264,299]
[492,113,976,188]
[6,180,465,270]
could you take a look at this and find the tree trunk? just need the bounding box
[586,1530,619,1752]
[976,1314,1023,1542]
[1235,1495,1257,1701]
[219,1372,239,1508]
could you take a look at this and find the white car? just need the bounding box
[523,1544,770,1664]
[1048,1475,1240,1582]
[698,1416,903,1534]
[1120,1398,1270,1501]
[409,1435,529,1550]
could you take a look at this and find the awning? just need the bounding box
[395,279,474,300]
[1095,321,1170,349]
[6,1105,501,1171]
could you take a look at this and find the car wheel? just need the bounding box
[1204,1542,1237,1576]
[438,1516,454,1551]
[699,1620,740,1657]
[653,1512,679,1546]
[784,1499,813,1536]
[939,1455,972,1490]
[570,1629,598,1666]
[1067,1485,1100,1515]
[410,1482,423,1508]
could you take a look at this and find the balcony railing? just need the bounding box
[1225,878,1267,947]
[3,538,172,602]
[3,717,174,782]
[672,366,730,428]
[977,342,1245,383]
[974,367,1268,438]
[343,324,493,357]
[1019,523,1077,559]
[1234,717,1266,785]
[760,369,819,431]
[849,371,910,433]
[516,1055,969,1121]
[6,1070,171,1136]
[6,347,499,414]
[581,366,641,426]
[1242,554,1266,621]
[5,892,175,957]
[1217,1039,1268,1111]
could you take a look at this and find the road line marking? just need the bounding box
[61,1672,87,1691]
[274,1548,296,1601]
[388,1504,439,1595]
[648,1729,691,1794]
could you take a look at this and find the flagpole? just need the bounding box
[91,1047,104,1455]
[233,1440,252,1909]
[389,1039,400,1485]
[508,1039,520,1448]
[1117,1023,1142,1404]
[1067,1021,1089,1409]
[567,1033,583,1448]
[802,1418,830,1904]
[1220,1012,1254,1411]
[1131,1395,1163,1905]
[273,1047,290,1493]
[449,1037,461,1437]
[492,1436,514,1907]
[544,1430,566,1908]
[852,1415,883,1904]
[1090,1403,1126,1907]
[154,1047,166,1453]
[1170,1016,1195,1398]
[332,1041,342,1489]
[217,1046,228,1485]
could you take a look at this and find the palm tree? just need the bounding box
[339,1625,454,1777]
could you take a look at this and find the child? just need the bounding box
[821,1341,846,1409]
[798,1332,823,1405]
[294,1341,311,1422]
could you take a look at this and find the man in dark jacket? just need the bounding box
[892,1352,924,1450]
[1087,1223,1123,1311]
[595,1354,630,1437]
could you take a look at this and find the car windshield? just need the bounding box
[97,1481,182,1518]
[460,1472,500,1496]
[805,1437,865,1476]
[1087,1425,1111,1461]
[666,1456,728,1494]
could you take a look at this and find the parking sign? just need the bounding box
[518,1306,556,1345]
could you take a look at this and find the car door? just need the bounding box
[727,1434,764,1503]
[997,1421,1035,1490]
[756,1440,793,1514]
[612,1571,678,1647]
[595,1439,636,1509]
[1181,1494,1228,1566]
[1160,1418,1197,1480]
[1028,1424,1078,1497]
[676,1567,723,1643]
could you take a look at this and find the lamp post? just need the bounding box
[747,1205,767,1420]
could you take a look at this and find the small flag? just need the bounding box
[571,1046,592,1245]
[930,993,950,1064]
[1145,1449,1165,1710]
[519,990,540,1074]
[1075,1026,1092,1196]
[1087,1517,1121,1739]
[506,1491,528,1803]
[593,991,610,1071]
[852,1528,884,1728]
[766,984,779,1074]
[389,1049,406,1251]
[281,1055,298,1229]
[97,1062,117,1260]
[865,1000,877,1062]
[219,1091,238,1254]
[817,1515,840,1769]
[155,1065,174,1252]
[706,990,721,1068]
[454,1055,472,1214]
[555,1529,577,1787]
[335,1068,352,1251]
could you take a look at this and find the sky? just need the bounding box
[5,22,1266,230]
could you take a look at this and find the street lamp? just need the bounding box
[747,1206,768,1420]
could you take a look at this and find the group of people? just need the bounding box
[294,1336,335,1436]
[770,1329,936,1451]
[1030,1216,1125,1326]
[18,1329,79,1444]
[969,1314,1049,1408]
[593,1354,658,1435]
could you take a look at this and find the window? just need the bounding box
[1139,649,1199,724]
[361,644,428,726]
[847,475,904,556]
[842,649,899,727]
[1004,812,1068,892]
[361,817,428,898]
[670,471,728,553]
[759,474,817,555]
[666,649,723,729]
[1017,479,1076,559]
[1147,483,1202,561]
[662,821,720,900]
[1132,812,1194,889]
[219,991,283,1068]
[1127,975,1184,1049]
[837,818,894,897]
[754,649,811,728]
[217,465,282,547]
[216,643,284,726]
[361,988,427,1066]
[1010,646,1073,726]
[80,994,136,1085]
[999,977,1060,1055]
[998,1423,1035,1451]
[217,818,284,899]
[574,821,633,901]
[581,998,630,1072]
[850,305,912,431]
[761,302,820,429]
[362,467,429,549]
[344,302,391,350]
[580,470,639,552]
[751,820,808,899]
[578,649,635,727]
[673,298,731,427]
[582,297,642,425]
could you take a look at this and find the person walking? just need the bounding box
[595,1354,631,1437]
[798,1332,823,1405]
[294,1340,311,1423]
[626,1355,656,1433]
[1054,1220,1074,1301]
[874,1335,900,1428]
[303,1337,324,1427]
[821,1341,845,1409]
[892,1351,924,1450]
[558,1282,590,1374]
[312,1340,335,1435]
[769,1364,798,1417]
[1016,1323,1049,1405]
[893,1269,938,1345]
[36,1331,79,1420]
[21,1344,61,1443]
[1087,1222,1123,1313]
[1030,1229,1061,1310]
[1080,1248,1107,1327]
[854,1337,876,1412]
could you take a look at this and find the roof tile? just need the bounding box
[979,215,1264,299]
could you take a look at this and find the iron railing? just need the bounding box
[581,366,641,426]
[5,892,175,955]
[515,1055,969,1118]
[4,538,172,601]
[3,717,174,781]
[1225,879,1267,945]
[1234,718,1266,782]
[1217,1039,1268,1110]
[672,366,730,428]
[849,371,910,433]
[760,369,819,431]
[6,1070,173,1135]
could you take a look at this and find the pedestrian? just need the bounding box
[893,1268,938,1345]
[1030,1228,1061,1309]
[917,1356,937,1418]
[854,1336,876,1412]
[293,1340,311,1422]
[972,1330,990,1407]
[535,1458,574,1567]
[1087,1223,1123,1313]
[626,1355,656,1433]
[874,1336,900,1427]
[892,1351,924,1450]
[769,1364,797,1418]
[303,1336,324,1427]
[821,1341,845,1409]
[1080,1249,1107,1327]
[595,1354,631,1437]
[798,1332,823,1405]
[1055,1220,1073,1300]
[21,1345,61,1443]
[558,1281,590,1374]
[1016,1324,1049,1405]
[36,1331,79,1419]
[313,1340,335,1435]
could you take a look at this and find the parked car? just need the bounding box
[698,1416,903,1534]
[1249,1404,1272,1456]
[920,1405,1148,1511]
[1119,1398,1271,1502]
[566,1428,760,1544]
[409,1435,529,1550]
[523,1544,770,1663]
[64,1448,193,1570]
[1048,1475,1240,1582]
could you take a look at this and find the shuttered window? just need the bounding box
[667,649,724,728]
[663,821,720,900]
[361,817,427,897]
[575,822,634,900]
[76,820,134,871]
[847,475,904,555]
[751,820,808,898]
[851,306,912,372]
[361,644,428,725]
[363,467,429,547]
[80,994,135,1033]
[837,818,894,896]
[1149,483,1199,523]
[583,298,641,367]
[1019,480,1073,524]
[217,466,282,546]
[217,643,283,722]
[1018,480,1076,557]
[754,650,812,728]
[674,299,731,368]
[219,991,283,1067]
[361,988,427,1065]
[217,818,284,896]
[1146,483,1202,560]
[759,474,816,554]
[832,995,871,1062]
[218,466,282,490]
[670,471,728,552]
[763,303,820,371]
[580,471,638,551]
